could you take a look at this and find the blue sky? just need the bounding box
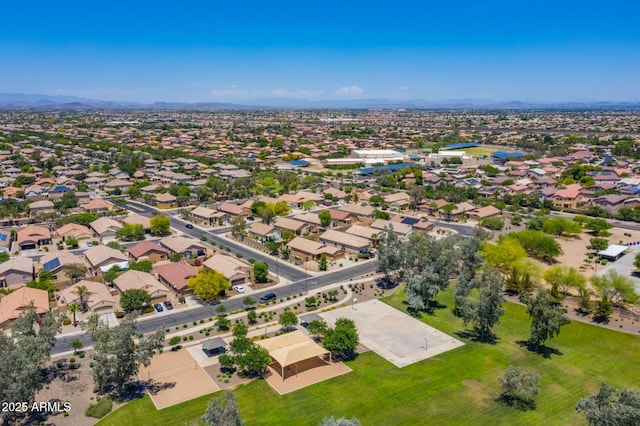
[2,0,640,103]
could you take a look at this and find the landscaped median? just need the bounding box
[98,285,640,425]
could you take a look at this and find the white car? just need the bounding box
[233,285,245,293]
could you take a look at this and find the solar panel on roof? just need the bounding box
[0,234,7,241]
[43,257,61,271]
[401,217,420,225]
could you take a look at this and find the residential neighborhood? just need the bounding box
[1,108,640,426]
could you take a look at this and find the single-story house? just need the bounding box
[190,206,224,226]
[29,199,55,215]
[0,287,49,330]
[90,217,123,242]
[58,280,116,314]
[203,253,252,286]
[122,213,152,232]
[17,225,52,250]
[160,236,207,258]
[597,245,628,261]
[467,205,502,220]
[84,245,129,273]
[82,198,114,213]
[272,217,310,236]
[39,251,87,282]
[286,237,342,261]
[113,270,171,303]
[56,223,94,243]
[0,256,34,289]
[153,260,198,294]
[128,240,169,263]
[318,229,371,253]
[248,222,278,242]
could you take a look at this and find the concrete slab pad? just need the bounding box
[139,349,219,409]
[320,299,464,367]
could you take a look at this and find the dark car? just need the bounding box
[185,223,194,229]
[259,292,277,303]
[153,303,164,312]
[246,216,255,221]
[163,300,174,310]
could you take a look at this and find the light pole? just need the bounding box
[352,297,357,310]
[305,265,308,294]
[422,335,428,352]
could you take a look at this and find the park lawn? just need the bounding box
[463,146,518,157]
[98,286,640,426]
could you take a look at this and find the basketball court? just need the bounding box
[139,348,219,409]
[320,299,464,367]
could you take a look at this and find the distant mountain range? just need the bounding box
[1,93,639,110]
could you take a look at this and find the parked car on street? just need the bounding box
[233,285,245,293]
[154,303,164,312]
[163,300,174,310]
[259,292,276,303]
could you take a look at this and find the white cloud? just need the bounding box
[399,86,408,91]
[335,85,364,97]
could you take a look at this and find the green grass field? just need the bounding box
[98,287,640,426]
[462,146,519,158]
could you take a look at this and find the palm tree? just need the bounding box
[72,284,94,313]
[67,303,80,326]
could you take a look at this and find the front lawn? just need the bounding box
[99,286,640,425]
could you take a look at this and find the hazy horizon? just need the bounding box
[2,0,639,104]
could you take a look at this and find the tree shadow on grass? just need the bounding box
[495,394,537,411]
[405,299,448,317]
[516,340,563,359]
[455,329,499,345]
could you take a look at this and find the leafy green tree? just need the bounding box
[150,214,171,236]
[188,269,231,302]
[307,320,328,340]
[319,210,332,228]
[322,317,359,360]
[481,217,504,230]
[318,253,328,271]
[260,204,276,224]
[589,237,609,251]
[0,306,62,421]
[253,261,268,283]
[497,366,540,410]
[90,313,164,394]
[0,251,9,263]
[247,309,258,324]
[273,201,290,216]
[576,382,640,425]
[129,260,153,273]
[71,339,84,354]
[64,262,88,283]
[481,237,527,272]
[216,316,231,331]
[373,209,390,220]
[524,290,570,347]
[242,296,256,309]
[577,285,593,314]
[591,270,640,306]
[635,253,640,271]
[201,390,244,426]
[541,217,582,236]
[102,266,120,284]
[455,237,483,315]
[170,252,183,262]
[376,225,403,283]
[231,216,247,237]
[279,310,298,331]
[117,223,145,241]
[508,231,562,263]
[594,295,613,319]
[319,417,362,426]
[236,344,271,377]
[585,218,613,237]
[543,266,586,300]
[120,289,152,313]
[461,266,505,339]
